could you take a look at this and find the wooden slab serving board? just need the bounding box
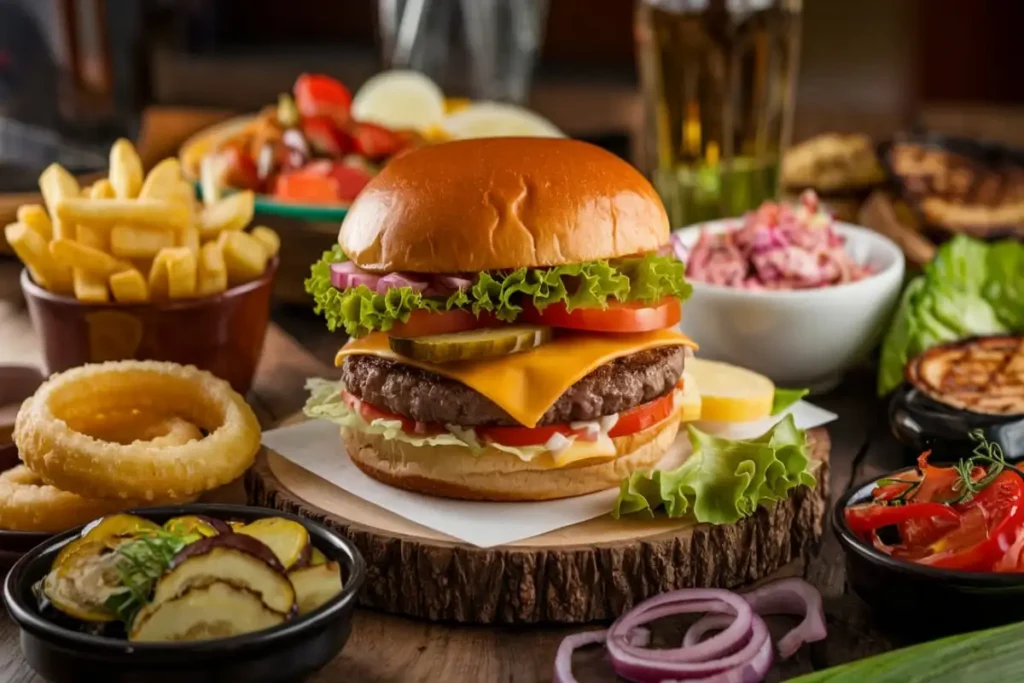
[246,423,830,624]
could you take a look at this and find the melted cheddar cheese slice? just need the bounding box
[336,330,698,428]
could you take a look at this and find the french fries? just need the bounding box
[110,225,175,258]
[109,138,144,199]
[199,191,255,240]
[251,226,281,257]
[7,138,277,304]
[222,231,270,284]
[197,241,228,296]
[16,205,52,240]
[89,179,115,200]
[4,222,73,293]
[139,158,181,200]
[164,247,198,299]
[39,163,80,240]
[109,268,149,303]
[50,238,127,277]
[56,198,190,231]
[72,268,109,303]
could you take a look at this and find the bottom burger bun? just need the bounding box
[341,414,681,501]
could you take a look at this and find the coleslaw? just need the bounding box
[683,191,874,290]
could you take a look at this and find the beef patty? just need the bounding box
[341,347,685,426]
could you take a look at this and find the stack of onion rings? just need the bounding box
[5,361,260,532]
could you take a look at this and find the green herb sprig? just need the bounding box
[104,531,188,625]
[951,430,1023,504]
[876,477,922,506]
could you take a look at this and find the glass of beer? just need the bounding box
[635,0,803,227]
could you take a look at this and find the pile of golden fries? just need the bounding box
[4,139,280,304]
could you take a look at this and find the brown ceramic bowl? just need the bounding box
[20,258,278,394]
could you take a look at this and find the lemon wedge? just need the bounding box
[441,102,564,140]
[688,358,775,423]
[351,70,446,132]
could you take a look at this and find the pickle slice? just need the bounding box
[389,326,553,363]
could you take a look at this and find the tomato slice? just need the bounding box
[341,392,416,432]
[273,171,339,204]
[520,298,681,333]
[301,116,353,157]
[326,163,374,201]
[294,74,352,128]
[388,309,495,338]
[477,392,676,447]
[476,424,573,448]
[218,146,261,192]
[350,122,407,159]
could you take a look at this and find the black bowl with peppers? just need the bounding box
[834,431,1024,638]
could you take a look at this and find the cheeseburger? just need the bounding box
[306,137,698,501]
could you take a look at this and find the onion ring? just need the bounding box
[0,466,197,532]
[0,466,133,532]
[14,361,261,501]
[64,410,203,446]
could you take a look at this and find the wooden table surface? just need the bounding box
[0,253,916,682]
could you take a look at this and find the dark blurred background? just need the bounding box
[2,0,1022,166]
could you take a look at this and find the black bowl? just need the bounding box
[889,382,1024,463]
[3,504,366,683]
[834,473,1024,640]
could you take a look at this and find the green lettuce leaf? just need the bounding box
[612,414,814,525]
[984,240,1024,329]
[877,236,1023,396]
[928,234,990,293]
[772,388,809,415]
[306,249,691,336]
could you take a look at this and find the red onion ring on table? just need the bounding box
[552,578,826,683]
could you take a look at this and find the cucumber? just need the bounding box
[389,326,553,364]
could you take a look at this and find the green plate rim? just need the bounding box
[252,193,349,222]
[193,181,349,222]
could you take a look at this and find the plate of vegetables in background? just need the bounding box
[179,70,563,220]
[3,504,365,683]
[835,432,1024,637]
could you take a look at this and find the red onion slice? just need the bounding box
[553,630,607,683]
[436,275,474,291]
[377,272,428,294]
[553,579,825,683]
[330,262,381,291]
[740,578,827,659]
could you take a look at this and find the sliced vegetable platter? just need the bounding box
[178,115,351,222]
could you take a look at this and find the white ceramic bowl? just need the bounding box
[675,219,905,393]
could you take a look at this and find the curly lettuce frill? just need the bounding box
[612,414,817,525]
[304,244,692,337]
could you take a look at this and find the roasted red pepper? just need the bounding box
[845,502,961,536]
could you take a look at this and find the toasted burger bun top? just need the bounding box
[338,137,670,273]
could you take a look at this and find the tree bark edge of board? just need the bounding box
[246,432,830,624]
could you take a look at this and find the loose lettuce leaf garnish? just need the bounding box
[772,388,809,415]
[305,249,691,336]
[612,414,814,525]
[877,235,1022,396]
